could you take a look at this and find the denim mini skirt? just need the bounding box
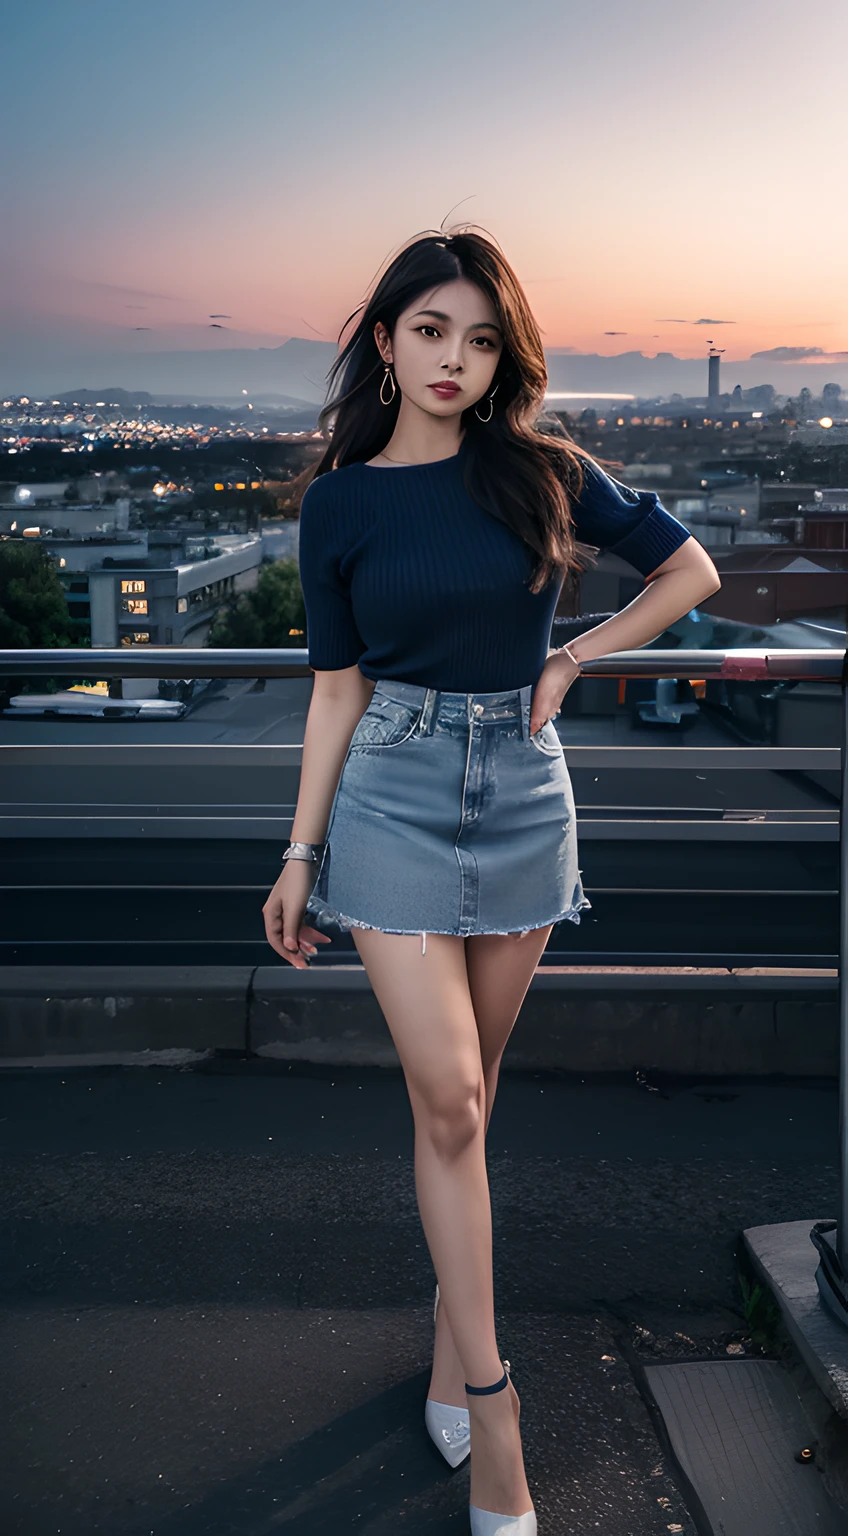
[304,677,591,954]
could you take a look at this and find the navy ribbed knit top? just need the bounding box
[297,436,691,692]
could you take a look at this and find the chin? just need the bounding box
[423,394,465,413]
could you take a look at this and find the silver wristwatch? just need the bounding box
[282,840,326,865]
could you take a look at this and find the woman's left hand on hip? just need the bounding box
[529,651,581,735]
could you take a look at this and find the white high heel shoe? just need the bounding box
[424,1283,471,1468]
[466,1361,536,1535]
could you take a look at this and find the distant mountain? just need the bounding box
[54,387,155,407]
[6,338,335,406]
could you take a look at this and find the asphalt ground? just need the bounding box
[0,1063,840,1535]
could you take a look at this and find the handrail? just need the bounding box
[2,641,847,1279]
[0,645,844,679]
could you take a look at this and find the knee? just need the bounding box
[418,1078,485,1160]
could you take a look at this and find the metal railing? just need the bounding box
[0,645,843,680]
[2,643,847,1274]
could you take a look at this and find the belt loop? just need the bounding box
[419,686,438,736]
[519,682,532,740]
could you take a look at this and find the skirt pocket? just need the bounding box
[349,694,425,751]
[528,718,564,757]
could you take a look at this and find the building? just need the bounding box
[659,480,762,549]
[707,347,722,402]
[798,489,848,550]
[0,483,262,646]
[88,534,262,647]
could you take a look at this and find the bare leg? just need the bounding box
[429,924,555,1406]
[469,924,555,1121]
[351,925,532,1517]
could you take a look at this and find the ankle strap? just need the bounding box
[465,1368,508,1395]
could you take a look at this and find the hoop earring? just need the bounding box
[379,365,397,405]
[474,383,498,422]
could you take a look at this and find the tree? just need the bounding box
[0,541,77,647]
[206,558,307,647]
[0,541,82,706]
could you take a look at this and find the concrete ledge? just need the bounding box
[0,966,840,1073]
[743,1220,848,1421]
[0,966,252,1063]
[250,966,839,1074]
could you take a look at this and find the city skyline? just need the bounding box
[4,0,847,395]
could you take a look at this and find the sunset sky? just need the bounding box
[4,0,847,393]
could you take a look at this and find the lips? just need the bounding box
[429,384,461,395]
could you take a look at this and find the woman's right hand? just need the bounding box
[262,860,333,967]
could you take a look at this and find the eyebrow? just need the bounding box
[409,308,502,335]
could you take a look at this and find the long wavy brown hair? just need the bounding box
[289,224,607,594]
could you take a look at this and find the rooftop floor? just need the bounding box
[0,1064,841,1534]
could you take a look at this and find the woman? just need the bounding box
[262,227,720,1534]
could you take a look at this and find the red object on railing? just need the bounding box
[720,653,771,680]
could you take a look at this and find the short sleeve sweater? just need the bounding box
[297,436,691,693]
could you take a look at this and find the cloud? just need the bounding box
[604,330,627,335]
[655,317,736,325]
[750,345,825,361]
[209,313,231,319]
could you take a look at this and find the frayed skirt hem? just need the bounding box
[304,894,592,951]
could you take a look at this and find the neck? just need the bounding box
[379,410,465,464]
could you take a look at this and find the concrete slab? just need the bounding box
[646,1359,844,1535]
[743,1219,848,1419]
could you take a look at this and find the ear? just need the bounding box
[373,322,392,365]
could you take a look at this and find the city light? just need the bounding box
[819,417,834,428]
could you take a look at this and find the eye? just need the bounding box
[416,325,496,347]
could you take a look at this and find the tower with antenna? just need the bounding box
[707,339,724,404]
